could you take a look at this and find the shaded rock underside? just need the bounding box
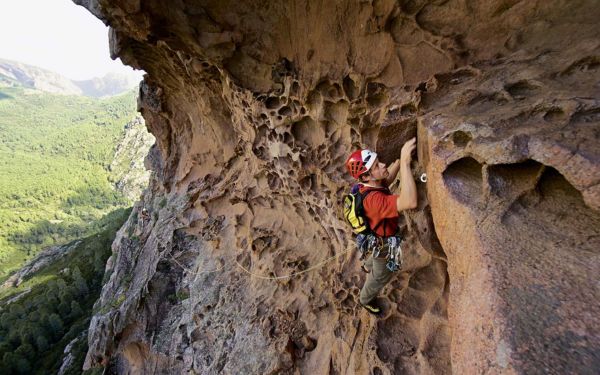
[75,1,600,374]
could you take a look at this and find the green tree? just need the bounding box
[2,351,17,374]
[35,335,49,353]
[19,324,35,347]
[15,355,31,375]
[58,300,71,317]
[70,300,83,319]
[14,343,35,359]
[72,266,89,297]
[47,313,63,338]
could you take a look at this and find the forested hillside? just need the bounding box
[0,85,139,281]
[0,208,130,374]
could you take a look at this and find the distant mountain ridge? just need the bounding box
[0,58,141,97]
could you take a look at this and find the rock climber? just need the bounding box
[345,137,417,314]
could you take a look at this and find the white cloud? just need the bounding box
[0,0,144,80]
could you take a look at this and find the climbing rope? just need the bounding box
[169,255,226,276]
[169,247,352,281]
[233,247,353,280]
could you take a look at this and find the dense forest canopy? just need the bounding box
[0,85,138,281]
[0,208,131,375]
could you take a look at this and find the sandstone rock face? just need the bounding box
[74,1,600,374]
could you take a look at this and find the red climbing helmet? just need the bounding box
[345,149,377,179]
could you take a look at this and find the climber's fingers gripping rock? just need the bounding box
[400,137,417,163]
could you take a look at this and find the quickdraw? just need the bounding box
[356,233,403,272]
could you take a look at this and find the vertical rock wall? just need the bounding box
[75,1,600,374]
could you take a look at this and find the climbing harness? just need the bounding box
[357,233,403,272]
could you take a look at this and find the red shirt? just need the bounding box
[359,184,399,237]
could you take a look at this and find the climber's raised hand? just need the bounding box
[400,137,416,164]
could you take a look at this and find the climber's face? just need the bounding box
[367,158,389,181]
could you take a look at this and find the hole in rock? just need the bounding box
[325,101,349,127]
[543,107,566,122]
[401,104,417,116]
[299,174,318,192]
[327,85,341,100]
[373,367,383,375]
[443,157,483,205]
[467,91,508,107]
[415,81,427,93]
[366,81,384,97]
[505,80,540,99]
[343,75,359,100]
[272,58,294,82]
[385,107,402,124]
[487,160,543,199]
[267,173,282,190]
[451,131,472,147]
[570,108,600,124]
[278,106,292,116]
[291,81,300,95]
[367,93,386,108]
[335,289,348,300]
[307,90,321,106]
[291,116,323,148]
[265,96,281,109]
[507,167,600,221]
[341,295,355,309]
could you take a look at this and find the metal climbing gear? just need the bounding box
[357,233,403,272]
[356,233,382,259]
[420,173,427,183]
[385,236,403,272]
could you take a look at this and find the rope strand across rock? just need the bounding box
[169,247,353,280]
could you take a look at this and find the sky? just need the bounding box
[0,0,144,81]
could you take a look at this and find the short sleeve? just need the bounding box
[363,191,399,219]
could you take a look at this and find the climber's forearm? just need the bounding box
[384,159,400,186]
[396,160,417,211]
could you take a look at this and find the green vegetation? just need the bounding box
[0,86,138,280]
[0,208,131,375]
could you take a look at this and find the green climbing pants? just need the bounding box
[359,248,394,305]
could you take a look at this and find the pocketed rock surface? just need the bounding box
[74,1,600,374]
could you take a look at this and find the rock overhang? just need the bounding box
[73,1,600,374]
